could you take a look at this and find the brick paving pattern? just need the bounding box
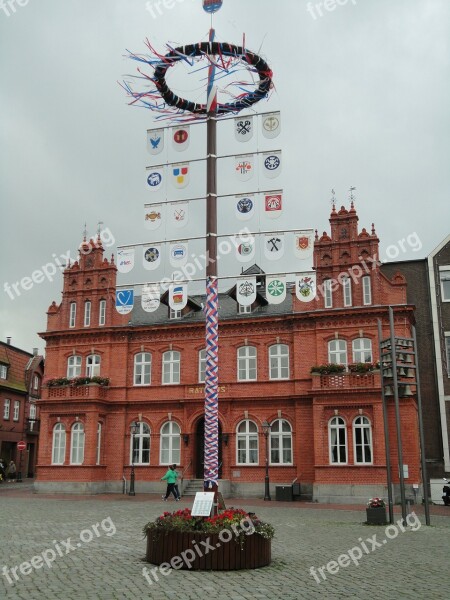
[0,484,449,599]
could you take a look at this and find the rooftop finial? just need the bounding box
[83,223,88,242]
[349,186,356,203]
[330,188,336,212]
[97,221,104,240]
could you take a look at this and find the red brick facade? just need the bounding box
[36,208,422,501]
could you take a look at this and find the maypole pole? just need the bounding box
[203,6,219,509]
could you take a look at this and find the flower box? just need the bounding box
[366,507,387,525]
[146,529,271,570]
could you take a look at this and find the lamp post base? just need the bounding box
[129,467,136,496]
[264,476,271,501]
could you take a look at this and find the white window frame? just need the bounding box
[130,422,150,465]
[329,416,348,464]
[29,404,37,420]
[324,279,333,308]
[33,375,39,391]
[237,346,257,381]
[13,400,20,421]
[70,422,85,465]
[440,269,450,302]
[353,416,373,464]
[159,421,181,465]
[169,309,182,320]
[0,364,7,379]
[99,299,106,326]
[236,419,258,465]
[269,344,289,380]
[96,422,102,465]
[86,354,101,377]
[352,338,372,363]
[362,276,372,305]
[69,302,77,328]
[269,419,293,465]
[84,301,91,327]
[342,277,352,307]
[52,423,66,465]
[162,351,180,385]
[238,304,252,314]
[67,355,82,378]
[134,352,151,386]
[328,339,348,365]
[445,334,450,377]
[198,349,206,383]
[3,399,10,419]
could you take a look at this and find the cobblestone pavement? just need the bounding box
[1,484,449,600]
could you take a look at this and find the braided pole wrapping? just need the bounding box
[204,276,219,486]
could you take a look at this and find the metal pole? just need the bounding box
[17,451,23,483]
[203,27,219,514]
[129,434,136,496]
[412,325,431,525]
[264,431,271,501]
[389,306,407,524]
[378,319,394,524]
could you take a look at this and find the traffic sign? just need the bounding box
[17,441,26,451]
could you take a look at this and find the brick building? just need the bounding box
[0,339,44,479]
[35,205,423,502]
[383,234,450,478]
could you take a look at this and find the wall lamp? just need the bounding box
[183,434,189,446]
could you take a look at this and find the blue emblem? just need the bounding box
[150,135,161,149]
[237,198,253,214]
[115,289,134,314]
[147,172,162,188]
[202,0,223,13]
[264,155,280,171]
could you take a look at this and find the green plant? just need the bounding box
[367,497,386,508]
[46,376,110,387]
[310,364,346,375]
[348,362,379,373]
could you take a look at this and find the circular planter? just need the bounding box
[146,530,271,570]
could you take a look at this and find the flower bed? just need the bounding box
[45,376,110,387]
[144,508,274,570]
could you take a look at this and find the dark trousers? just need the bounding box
[164,483,177,499]
[174,484,180,499]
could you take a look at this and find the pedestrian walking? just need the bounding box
[161,465,179,501]
[172,464,181,499]
[6,460,16,483]
[0,459,5,483]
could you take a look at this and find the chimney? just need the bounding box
[6,337,11,345]
[32,348,38,356]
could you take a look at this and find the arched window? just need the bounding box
[99,299,107,326]
[96,422,102,465]
[237,346,257,381]
[52,423,66,465]
[352,338,372,363]
[353,416,373,464]
[162,351,180,385]
[84,301,91,327]
[328,340,347,365]
[362,276,372,305]
[67,355,82,378]
[198,349,206,383]
[70,422,85,465]
[130,422,150,465]
[86,354,101,377]
[160,421,181,465]
[236,420,258,464]
[269,419,292,465]
[134,353,151,386]
[329,417,347,464]
[69,302,76,328]
[324,279,333,308]
[269,344,289,380]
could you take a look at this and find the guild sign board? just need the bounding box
[191,492,215,517]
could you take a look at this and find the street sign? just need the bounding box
[17,441,26,451]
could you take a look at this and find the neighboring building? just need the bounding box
[35,206,423,502]
[382,234,450,479]
[0,339,44,478]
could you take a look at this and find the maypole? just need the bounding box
[204,22,219,498]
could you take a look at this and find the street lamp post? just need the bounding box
[129,421,139,497]
[262,421,272,501]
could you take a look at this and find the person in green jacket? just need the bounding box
[161,465,179,501]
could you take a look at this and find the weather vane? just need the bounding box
[349,186,356,202]
[330,188,336,206]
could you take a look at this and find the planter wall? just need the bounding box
[366,507,387,525]
[146,530,271,570]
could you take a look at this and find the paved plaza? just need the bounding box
[1,483,449,600]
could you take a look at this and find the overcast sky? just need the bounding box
[1,0,449,355]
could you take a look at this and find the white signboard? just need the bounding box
[191,492,215,517]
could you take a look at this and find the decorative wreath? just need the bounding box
[125,41,273,117]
